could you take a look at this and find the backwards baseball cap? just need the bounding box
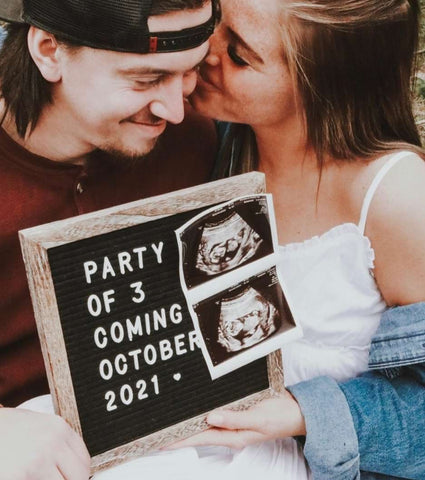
[0,0,217,53]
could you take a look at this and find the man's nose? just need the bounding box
[149,75,186,125]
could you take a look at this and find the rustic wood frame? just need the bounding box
[19,172,284,474]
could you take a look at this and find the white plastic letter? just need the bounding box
[94,327,108,349]
[130,281,145,304]
[170,304,183,324]
[151,242,164,264]
[133,247,147,269]
[117,251,133,275]
[83,261,97,284]
[159,339,174,361]
[99,359,113,380]
[103,289,115,314]
[114,354,128,375]
[87,294,102,317]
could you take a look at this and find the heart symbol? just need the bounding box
[173,373,182,381]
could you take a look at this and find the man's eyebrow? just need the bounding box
[116,51,210,77]
[116,66,171,76]
[228,27,264,65]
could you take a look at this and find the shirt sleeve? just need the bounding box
[288,376,360,480]
[340,365,425,479]
[288,365,425,480]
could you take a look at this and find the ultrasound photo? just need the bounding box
[194,267,296,367]
[196,212,262,276]
[217,287,279,353]
[177,196,274,289]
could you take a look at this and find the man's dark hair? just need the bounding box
[0,0,209,138]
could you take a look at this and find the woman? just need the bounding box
[175,0,425,478]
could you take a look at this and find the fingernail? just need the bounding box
[208,413,224,426]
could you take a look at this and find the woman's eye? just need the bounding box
[227,45,249,67]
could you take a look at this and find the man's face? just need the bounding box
[52,4,211,161]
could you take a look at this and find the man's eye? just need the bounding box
[184,67,199,78]
[227,45,249,67]
[134,78,161,89]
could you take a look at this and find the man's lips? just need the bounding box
[125,119,167,136]
[130,119,166,128]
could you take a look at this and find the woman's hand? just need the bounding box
[0,407,91,479]
[169,390,306,450]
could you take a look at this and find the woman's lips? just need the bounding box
[197,70,220,91]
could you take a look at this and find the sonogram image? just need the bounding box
[195,212,262,276]
[177,196,274,289]
[217,287,279,353]
[193,266,296,366]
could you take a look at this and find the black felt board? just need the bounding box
[48,207,270,456]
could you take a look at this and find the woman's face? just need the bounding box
[191,0,298,128]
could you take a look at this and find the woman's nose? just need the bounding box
[203,31,222,67]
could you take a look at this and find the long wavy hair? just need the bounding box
[215,0,423,178]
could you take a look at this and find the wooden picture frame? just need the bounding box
[19,172,284,474]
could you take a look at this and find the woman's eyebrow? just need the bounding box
[228,27,264,64]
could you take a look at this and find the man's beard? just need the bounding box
[90,109,167,169]
[91,135,162,169]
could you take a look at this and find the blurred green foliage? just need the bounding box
[414,0,425,140]
[420,0,425,48]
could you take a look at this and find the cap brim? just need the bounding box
[0,0,24,23]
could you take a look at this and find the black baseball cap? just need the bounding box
[0,0,217,53]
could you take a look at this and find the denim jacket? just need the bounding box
[288,303,425,480]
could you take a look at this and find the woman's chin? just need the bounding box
[191,92,237,124]
[189,89,218,118]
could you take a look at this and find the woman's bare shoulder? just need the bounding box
[366,151,425,306]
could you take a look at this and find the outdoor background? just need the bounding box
[415,0,425,139]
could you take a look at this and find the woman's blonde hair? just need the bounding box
[215,0,423,178]
[282,0,422,162]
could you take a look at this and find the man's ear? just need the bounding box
[27,26,62,82]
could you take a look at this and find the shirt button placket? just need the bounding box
[74,174,88,214]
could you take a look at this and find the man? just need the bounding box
[0,0,216,477]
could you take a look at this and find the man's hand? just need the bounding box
[0,407,91,479]
[169,390,306,450]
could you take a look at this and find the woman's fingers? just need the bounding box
[168,394,306,451]
[208,395,306,438]
[207,408,265,431]
[168,427,264,450]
